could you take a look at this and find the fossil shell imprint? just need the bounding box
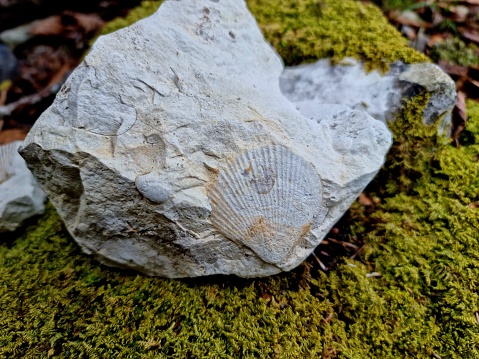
[0,142,18,184]
[209,145,323,265]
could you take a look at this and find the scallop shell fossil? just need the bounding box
[0,142,18,184]
[209,145,323,265]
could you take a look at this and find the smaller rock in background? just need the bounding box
[280,58,456,133]
[0,140,46,233]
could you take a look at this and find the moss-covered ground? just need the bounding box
[2,0,479,357]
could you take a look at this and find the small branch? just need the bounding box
[0,65,70,118]
[312,252,327,271]
[326,237,360,250]
[323,312,333,323]
[0,82,63,118]
[350,244,365,260]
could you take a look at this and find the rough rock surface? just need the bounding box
[19,0,391,277]
[280,58,456,133]
[0,141,46,233]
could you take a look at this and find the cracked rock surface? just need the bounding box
[19,0,391,277]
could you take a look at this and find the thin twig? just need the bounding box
[350,244,365,260]
[323,312,333,323]
[0,66,70,118]
[327,237,359,250]
[0,82,63,117]
[475,312,479,325]
[312,252,327,271]
[0,88,8,106]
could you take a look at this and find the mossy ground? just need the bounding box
[431,38,479,67]
[2,0,479,358]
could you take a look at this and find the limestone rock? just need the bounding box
[19,0,392,277]
[0,141,46,233]
[280,58,456,133]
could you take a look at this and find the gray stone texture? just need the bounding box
[0,141,46,233]
[280,58,456,133]
[19,0,392,277]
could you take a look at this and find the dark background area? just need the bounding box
[0,0,142,31]
[0,0,142,143]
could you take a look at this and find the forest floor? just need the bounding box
[1,1,479,358]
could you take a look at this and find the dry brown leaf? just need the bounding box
[30,12,104,39]
[401,25,417,41]
[452,91,467,147]
[393,10,426,28]
[438,60,469,76]
[0,88,8,106]
[29,15,64,37]
[440,0,479,4]
[358,193,374,206]
[450,5,470,22]
[73,12,105,36]
[0,128,28,144]
[459,27,479,43]
[468,78,479,87]
[428,34,447,47]
[260,293,272,301]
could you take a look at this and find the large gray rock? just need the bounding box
[280,58,456,133]
[0,141,46,233]
[19,0,391,277]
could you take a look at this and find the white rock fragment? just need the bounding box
[0,141,46,233]
[19,0,392,277]
[280,58,456,133]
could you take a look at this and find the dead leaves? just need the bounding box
[452,91,467,146]
[29,11,104,48]
[0,10,105,144]
[382,0,479,145]
[0,128,28,144]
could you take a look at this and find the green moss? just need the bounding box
[431,38,479,67]
[3,0,479,358]
[0,80,11,91]
[2,98,479,358]
[98,1,163,36]
[359,97,479,357]
[248,0,428,70]
[0,204,335,358]
[97,0,427,71]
